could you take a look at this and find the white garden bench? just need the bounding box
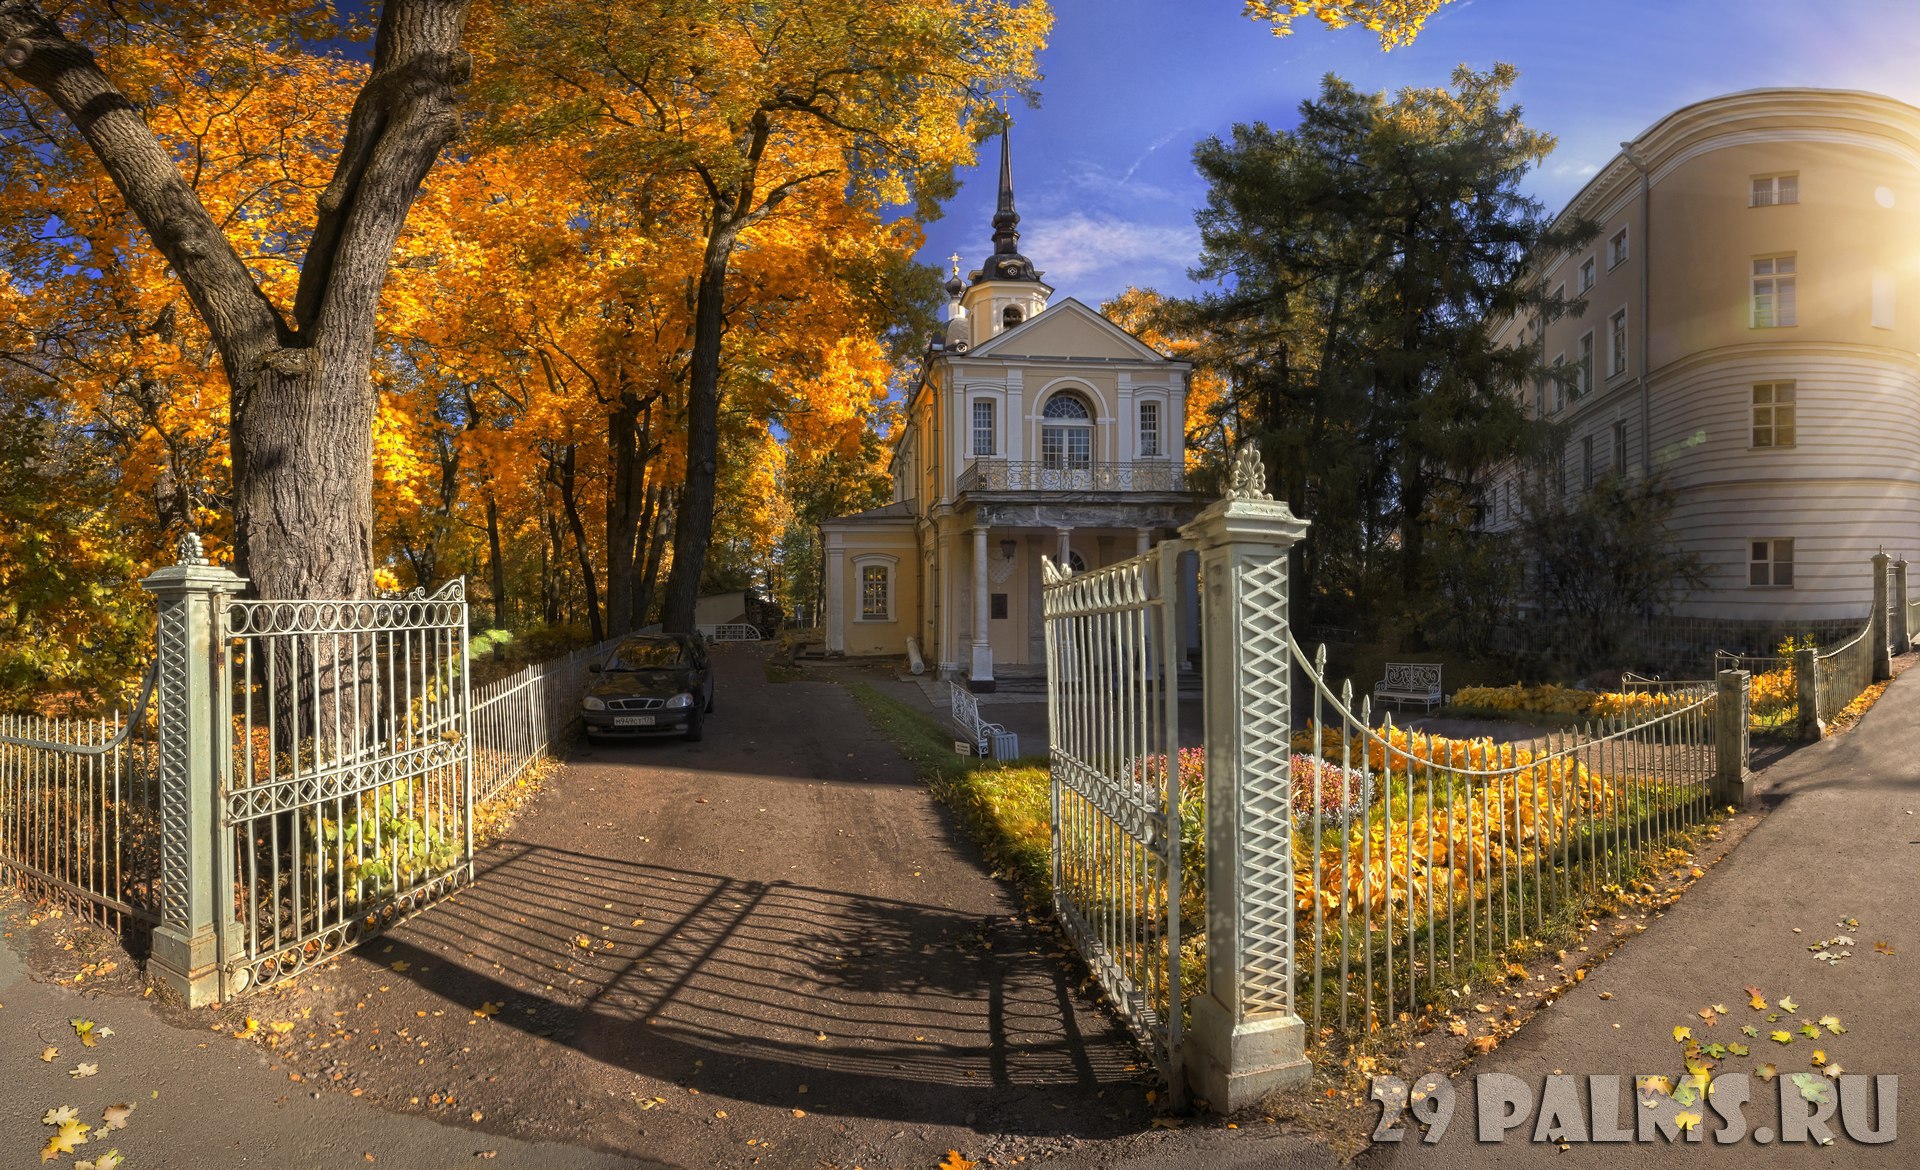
[949,680,1017,759]
[1374,662,1443,713]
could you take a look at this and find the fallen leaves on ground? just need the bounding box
[69,1064,97,1079]
[40,1047,58,1063]
[938,1152,976,1170]
[1777,995,1798,1013]
[70,1020,98,1048]
[99,1104,134,1133]
[74,1153,121,1170]
[40,1114,90,1162]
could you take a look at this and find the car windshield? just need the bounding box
[605,640,688,671]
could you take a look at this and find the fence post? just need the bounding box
[1895,558,1911,652]
[1178,444,1313,1111]
[1714,669,1753,807]
[140,534,247,1007]
[1872,550,1892,682]
[1794,647,1820,740]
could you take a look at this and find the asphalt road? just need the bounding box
[178,643,1200,1170]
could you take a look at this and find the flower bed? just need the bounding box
[1451,682,1705,721]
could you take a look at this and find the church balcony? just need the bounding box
[957,459,1187,495]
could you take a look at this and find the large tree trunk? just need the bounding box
[637,486,673,632]
[659,222,736,632]
[1,0,472,601]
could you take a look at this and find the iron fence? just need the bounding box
[1041,540,1188,1095]
[471,638,619,803]
[0,666,161,929]
[216,582,473,994]
[1292,638,1717,1036]
[1814,626,1873,726]
[1711,651,1800,736]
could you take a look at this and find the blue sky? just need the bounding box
[921,0,1920,308]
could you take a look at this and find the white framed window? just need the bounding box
[1608,227,1629,269]
[1041,392,1093,470]
[1612,419,1627,475]
[971,398,996,457]
[1608,308,1628,377]
[1582,434,1595,489]
[1750,173,1799,207]
[1575,331,1593,398]
[1749,538,1794,588]
[1752,255,1797,327]
[1578,257,1595,293]
[1550,352,1566,413]
[853,554,898,621]
[1552,282,1565,307]
[1752,382,1796,448]
[1138,400,1161,457]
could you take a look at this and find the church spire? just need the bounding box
[975,123,1040,284]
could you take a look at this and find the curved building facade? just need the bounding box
[1497,88,1920,629]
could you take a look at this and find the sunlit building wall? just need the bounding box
[1491,88,1920,628]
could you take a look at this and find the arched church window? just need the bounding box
[1041,391,1093,471]
[1002,305,1024,329]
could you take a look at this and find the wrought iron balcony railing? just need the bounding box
[957,459,1188,494]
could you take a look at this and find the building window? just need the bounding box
[1608,227,1629,269]
[860,565,890,620]
[1582,435,1595,489]
[1752,382,1797,447]
[1612,419,1627,474]
[1002,305,1024,329]
[971,399,995,457]
[990,592,1009,620]
[1575,332,1593,398]
[1041,392,1093,470]
[1138,401,1161,457]
[1750,539,1794,588]
[1608,309,1628,377]
[1752,255,1797,327]
[1578,257,1595,293]
[1550,352,1566,413]
[1750,174,1799,207]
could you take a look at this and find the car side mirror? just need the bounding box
[587,664,602,674]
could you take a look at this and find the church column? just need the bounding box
[970,522,995,691]
[824,538,846,652]
[1135,527,1152,556]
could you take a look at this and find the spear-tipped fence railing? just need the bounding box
[1290,638,1716,1038]
[0,664,162,931]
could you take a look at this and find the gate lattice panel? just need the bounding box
[1041,541,1187,1091]
[217,581,472,994]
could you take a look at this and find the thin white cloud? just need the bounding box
[1021,211,1201,292]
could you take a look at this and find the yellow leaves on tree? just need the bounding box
[1243,0,1462,48]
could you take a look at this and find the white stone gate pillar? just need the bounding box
[141,534,247,1007]
[1894,557,1911,651]
[1178,445,1312,1111]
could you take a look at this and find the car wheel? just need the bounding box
[685,710,705,743]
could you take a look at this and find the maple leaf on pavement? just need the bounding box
[938,1151,976,1170]
[100,1104,135,1132]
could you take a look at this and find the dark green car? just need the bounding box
[581,634,715,743]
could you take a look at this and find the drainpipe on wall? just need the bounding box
[1622,141,1653,475]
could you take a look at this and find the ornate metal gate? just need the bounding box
[1040,540,1188,1093]
[216,580,473,994]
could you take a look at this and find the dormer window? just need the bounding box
[1002,306,1024,330]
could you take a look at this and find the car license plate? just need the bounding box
[613,715,654,727]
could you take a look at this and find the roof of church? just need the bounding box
[824,499,916,526]
[970,127,1042,286]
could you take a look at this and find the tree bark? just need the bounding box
[1,0,472,601]
[549,445,603,643]
[485,490,507,628]
[637,486,675,631]
[659,219,736,632]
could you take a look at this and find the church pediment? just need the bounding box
[964,298,1172,363]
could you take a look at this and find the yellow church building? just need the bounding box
[822,133,1206,689]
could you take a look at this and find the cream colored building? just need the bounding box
[822,133,1204,687]
[1491,88,1920,631]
